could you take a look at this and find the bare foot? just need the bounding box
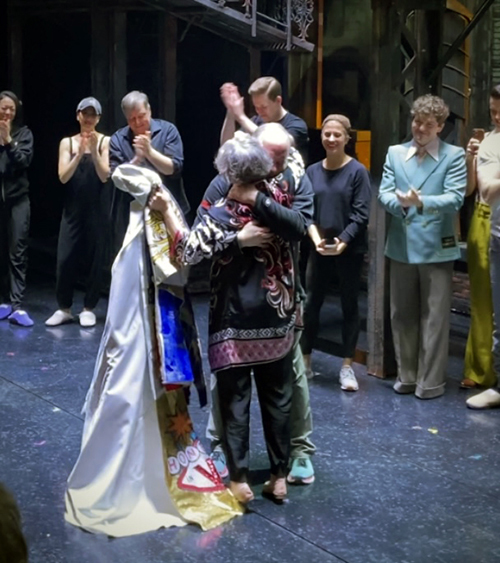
[262,476,287,503]
[230,481,254,504]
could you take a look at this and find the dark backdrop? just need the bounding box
[3,11,287,249]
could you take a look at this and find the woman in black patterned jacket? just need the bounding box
[149,125,314,505]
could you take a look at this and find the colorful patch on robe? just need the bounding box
[157,289,195,385]
[157,389,243,529]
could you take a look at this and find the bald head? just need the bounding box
[253,123,292,176]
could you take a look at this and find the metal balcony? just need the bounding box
[152,0,315,52]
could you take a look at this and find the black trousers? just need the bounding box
[216,352,293,482]
[0,196,30,310]
[302,250,364,358]
[56,206,105,310]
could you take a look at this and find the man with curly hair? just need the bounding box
[378,94,466,399]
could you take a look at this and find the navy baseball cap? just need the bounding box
[76,97,102,115]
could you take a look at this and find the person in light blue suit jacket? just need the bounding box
[378,95,466,399]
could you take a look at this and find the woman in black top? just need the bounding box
[301,114,371,391]
[46,97,110,328]
[0,91,35,327]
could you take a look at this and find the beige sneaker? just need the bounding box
[466,389,500,410]
[45,310,74,326]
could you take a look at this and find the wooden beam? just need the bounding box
[414,8,444,96]
[111,10,127,131]
[315,0,324,129]
[249,47,261,83]
[160,13,178,122]
[7,8,23,98]
[91,3,111,131]
[367,0,401,378]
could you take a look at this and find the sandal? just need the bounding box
[229,481,254,504]
[262,476,287,503]
[460,378,478,389]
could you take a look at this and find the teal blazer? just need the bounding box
[378,140,466,264]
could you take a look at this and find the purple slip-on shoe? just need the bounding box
[0,304,13,321]
[8,310,34,327]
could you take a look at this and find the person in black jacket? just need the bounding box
[0,91,34,327]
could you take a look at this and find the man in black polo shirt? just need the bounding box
[220,77,309,165]
[109,90,189,253]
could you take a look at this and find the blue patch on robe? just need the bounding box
[158,289,195,384]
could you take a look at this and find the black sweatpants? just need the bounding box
[216,352,293,482]
[0,196,30,310]
[302,250,364,358]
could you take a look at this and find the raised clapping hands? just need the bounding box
[133,131,152,160]
[220,82,245,120]
[237,220,273,248]
[88,131,99,154]
[316,237,347,256]
[0,119,12,145]
[396,187,422,208]
[78,133,89,156]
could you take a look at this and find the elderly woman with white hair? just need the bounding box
[149,130,313,504]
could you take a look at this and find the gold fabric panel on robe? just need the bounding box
[156,389,244,530]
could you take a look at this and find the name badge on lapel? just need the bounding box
[441,236,456,249]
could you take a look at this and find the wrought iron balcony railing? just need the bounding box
[217,0,314,49]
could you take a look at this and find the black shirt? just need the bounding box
[305,158,372,253]
[252,112,309,164]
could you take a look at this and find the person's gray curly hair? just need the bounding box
[215,131,273,184]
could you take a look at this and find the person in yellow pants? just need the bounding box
[462,125,497,389]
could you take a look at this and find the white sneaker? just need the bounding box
[79,310,96,327]
[45,310,74,326]
[466,389,500,409]
[339,365,359,391]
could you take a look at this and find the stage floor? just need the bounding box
[1,272,500,563]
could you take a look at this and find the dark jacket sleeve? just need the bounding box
[339,166,372,244]
[163,123,184,177]
[4,127,34,171]
[253,173,314,241]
